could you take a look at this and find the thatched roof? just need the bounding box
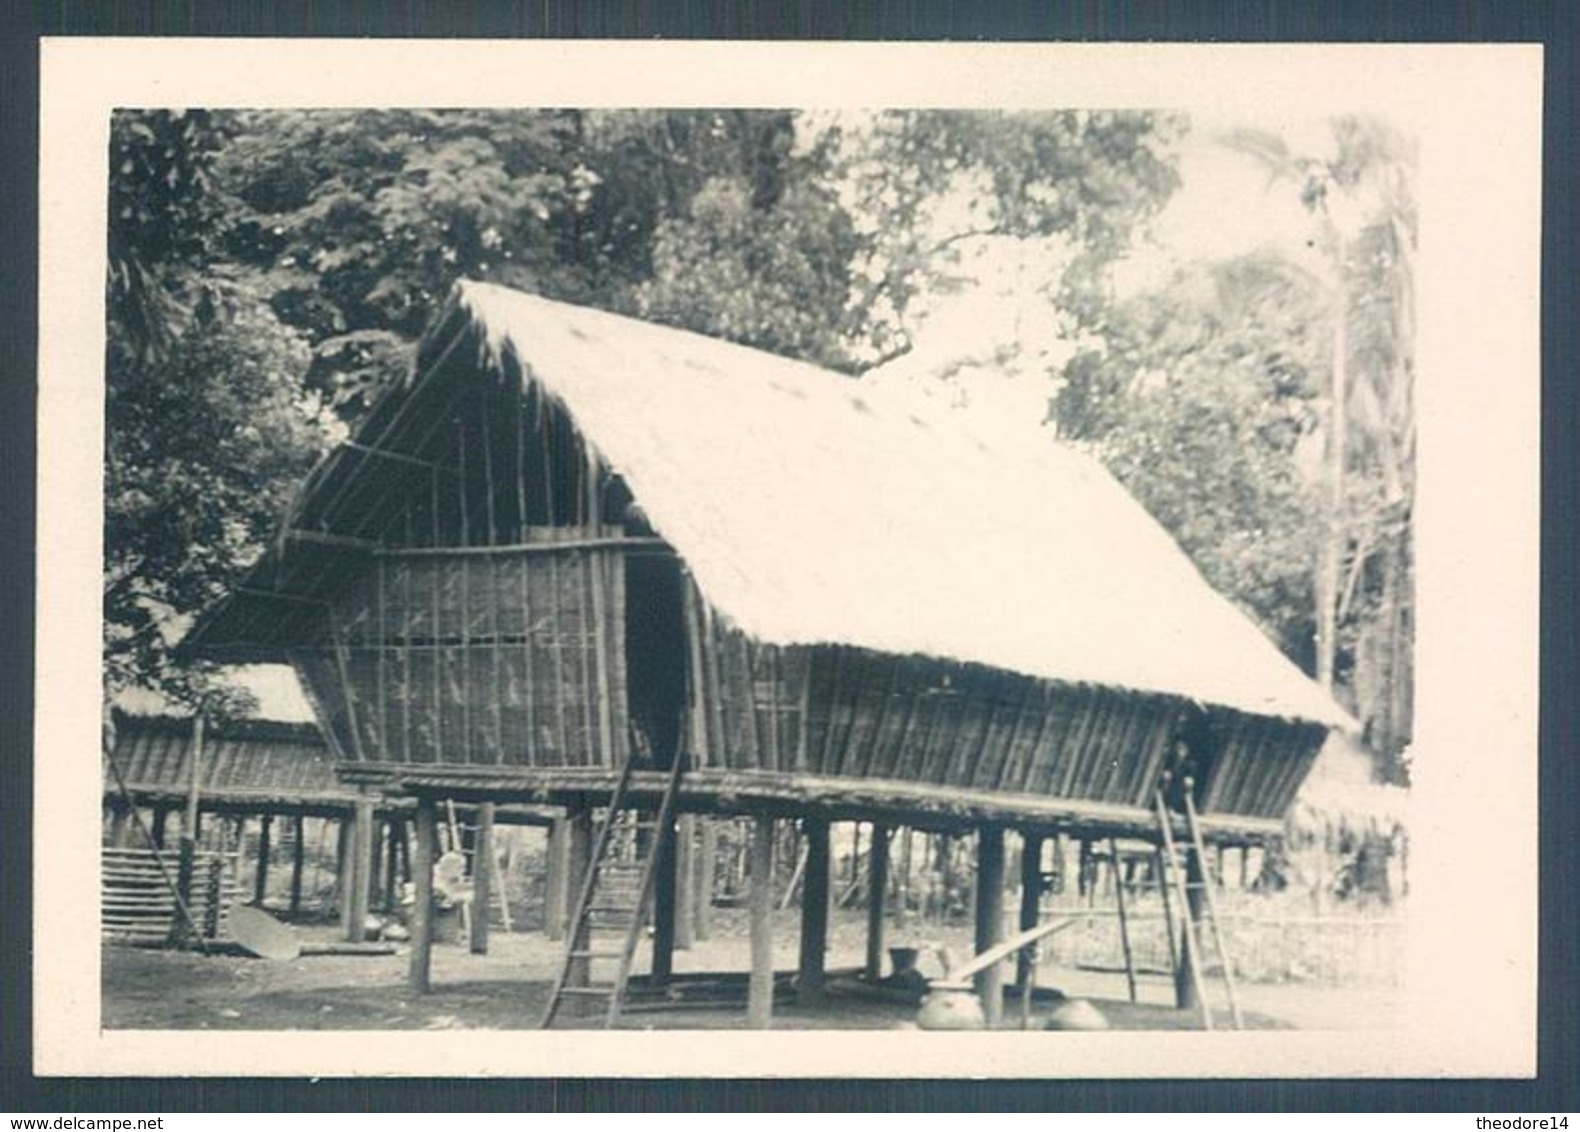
[105,711,356,808]
[189,281,1349,730]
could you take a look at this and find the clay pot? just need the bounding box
[916,987,986,1030]
[1045,998,1110,1031]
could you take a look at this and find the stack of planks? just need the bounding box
[101,846,238,946]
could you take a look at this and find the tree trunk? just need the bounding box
[1316,234,1348,692]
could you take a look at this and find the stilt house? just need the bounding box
[104,706,553,942]
[183,281,1349,1020]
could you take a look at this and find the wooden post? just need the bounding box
[696,817,717,941]
[289,813,306,916]
[410,798,437,993]
[748,815,776,1029]
[1017,831,1044,988]
[941,833,957,926]
[347,797,375,943]
[171,713,205,945]
[470,802,495,955]
[864,822,891,982]
[335,814,353,929]
[652,812,678,984]
[545,815,569,941]
[383,818,400,913]
[397,819,412,885]
[186,712,205,840]
[253,814,273,907]
[975,825,1006,1028]
[170,838,196,947]
[1110,838,1138,1004]
[675,814,696,951]
[565,806,593,989]
[897,828,913,927]
[1174,846,1208,1016]
[797,816,831,1007]
[107,803,131,848]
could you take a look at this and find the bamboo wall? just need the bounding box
[684,606,1323,822]
[112,717,339,799]
[686,610,1178,807]
[293,527,628,769]
[1198,711,1328,820]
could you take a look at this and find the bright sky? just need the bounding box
[862,110,1378,457]
[1117,111,1339,291]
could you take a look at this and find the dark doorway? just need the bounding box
[624,553,687,768]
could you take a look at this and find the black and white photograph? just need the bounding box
[33,40,1541,1078]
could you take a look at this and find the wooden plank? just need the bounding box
[815,648,846,776]
[589,547,615,771]
[851,655,899,779]
[924,673,972,786]
[898,678,941,783]
[792,649,812,773]
[575,550,597,768]
[1055,687,1103,798]
[1132,705,1177,807]
[517,554,537,764]
[884,668,925,783]
[1090,696,1138,803]
[428,475,444,759]
[398,551,413,764]
[683,578,712,770]
[547,548,569,765]
[763,645,782,772]
[1201,712,1245,812]
[742,638,766,771]
[701,599,728,771]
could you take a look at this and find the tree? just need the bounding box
[106,107,1189,711]
[214,109,584,416]
[1054,251,1329,664]
[105,110,331,710]
[608,111,859,369]
[832,110,1185,365]
[1223,117,1417,778]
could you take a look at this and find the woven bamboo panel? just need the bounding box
[294,534,628,769]
[1200,714,1327,817]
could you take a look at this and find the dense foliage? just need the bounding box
[105,107,1412,780]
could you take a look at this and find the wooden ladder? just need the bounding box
[1153,783,1244,1030]
[539,750,687,1029]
